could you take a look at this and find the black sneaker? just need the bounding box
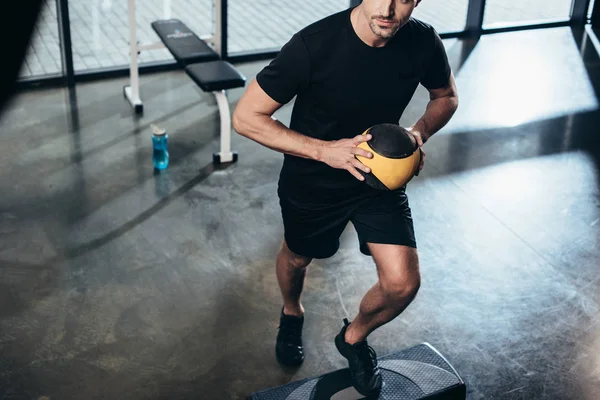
[334,318,383,396]
[275,307,304,366]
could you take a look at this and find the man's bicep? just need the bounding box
[235,78,284,118]
[428,71,457,100]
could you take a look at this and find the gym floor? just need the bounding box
[1,26,599,399]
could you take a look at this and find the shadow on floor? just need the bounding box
[0,159,235,319]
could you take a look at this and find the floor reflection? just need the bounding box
[446,27,598,132]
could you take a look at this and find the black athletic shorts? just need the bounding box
[277,180,417,259]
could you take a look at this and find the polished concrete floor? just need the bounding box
[1,26,600,399]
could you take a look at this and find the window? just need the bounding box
[70,0,214,72]
[227,0,348,54]
[483,0,574,28]
[412,0,469,34]
[20,0,62,79]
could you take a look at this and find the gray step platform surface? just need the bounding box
[248,343,466,400]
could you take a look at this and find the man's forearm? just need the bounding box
[233,112,325,161]
[411,94,459,142]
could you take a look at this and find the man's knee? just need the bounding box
[288,253,312,269]
[279,241,312,269]
[369,244,421,303]
[381,272,421,303]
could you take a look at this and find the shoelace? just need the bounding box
[279,321,302,345]
[356,342,379,372]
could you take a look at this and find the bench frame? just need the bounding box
[124,0,237,164]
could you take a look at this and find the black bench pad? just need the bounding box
[151,19,219,64]
[185,61,246,92]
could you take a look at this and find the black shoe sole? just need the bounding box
[276,349,304,366]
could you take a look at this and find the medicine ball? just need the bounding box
[355,123,422,191]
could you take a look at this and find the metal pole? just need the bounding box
[214,0,224,57]
[56,0,75,87]
[163,0,171,19]
[124,0,143,113]
[215,90,233,162]
[465,0,486,34]
[213,0,223,58]
[221,0,228,59]
[571,0,592,25]
[592,0,600,27]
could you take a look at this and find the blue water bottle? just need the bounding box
[151,124,169,170]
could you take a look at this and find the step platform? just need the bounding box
[151,19,219,65]
[248,343,466,400]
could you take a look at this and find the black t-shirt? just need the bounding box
[256,6,451,198]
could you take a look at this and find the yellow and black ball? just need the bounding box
[355,123,421,191]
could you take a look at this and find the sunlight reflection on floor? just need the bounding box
[443,27,599,133]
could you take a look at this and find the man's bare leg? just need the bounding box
[275,240,313,366]
[344,243,421,344]
[276,240,312,317]
[333,243,421,394]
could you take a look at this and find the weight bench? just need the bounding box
[153,19,245,163]
[124,0,246,164]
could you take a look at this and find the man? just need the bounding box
[232,0,458,395]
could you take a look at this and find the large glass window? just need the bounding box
[411,0,469,34]
[483,0,574,28]
[69,0,214,72]
[227,0,349,54]
[20,0,62,79]
[17,0,590,81]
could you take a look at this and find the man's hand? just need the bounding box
[407,126,426,174]
[317,134,374,181]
